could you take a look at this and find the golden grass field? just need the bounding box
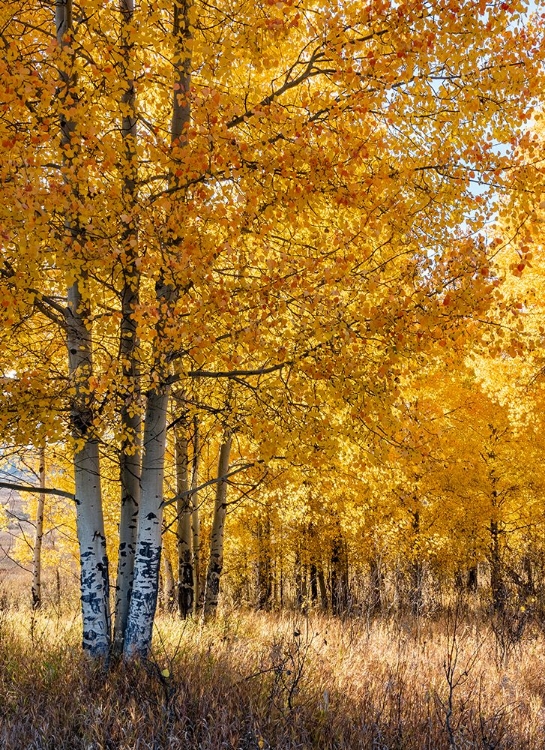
[1,571,545,750]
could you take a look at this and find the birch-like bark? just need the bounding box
[123,0,192,657]
[123,386,170,657]
[113,0,141,657]
[56,0,110,658]
[114,369,140,653]
[31,447,46,610]
[67,285,111,657]
[175,417,193,617]
[202,431,232,621]
[191,416,201,613]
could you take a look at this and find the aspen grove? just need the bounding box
[1,0,545,667]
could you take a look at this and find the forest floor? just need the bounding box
[1,582,545,749]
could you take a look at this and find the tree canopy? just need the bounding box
[1,0,545,657]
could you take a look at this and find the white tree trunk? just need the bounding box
[56,0,111,660]
[73,437,111,656]
[31,447,46,610]
[113,0,141,656]
[68,286,111,658]
[123,386,170,658]
[203,431,232,621]
[114,414,140,653]
[123,0,191,655]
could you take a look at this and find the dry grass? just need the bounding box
[1,589,545,749]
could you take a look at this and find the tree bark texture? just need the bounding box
[124,387,170,658]
[256,515,272,610]
[162,552,176,612]
[123,0,191,655]
[113,0,141,657]
[317,565,328,611]
[66,271,111,658]
[331,534,348,615]
[31,447,46,610]
[175,417,193,618]
[191,416,201,613]
[56,0,111,660]
[202,430,232,621]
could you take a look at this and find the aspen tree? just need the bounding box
[175,408,194,618]
[1,0,544,657]
[31,447,46,610]
[56,0,111,658]
[123,0,193,658]
[203,429,233,621]
[191,417,202,612]
[113,0,142,657]
[162,552,176,612]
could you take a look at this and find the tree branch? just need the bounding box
[161,463,254,508]
[187,362,291,379]
[0,482,75,500]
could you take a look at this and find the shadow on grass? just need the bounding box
[0,607,543,749]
